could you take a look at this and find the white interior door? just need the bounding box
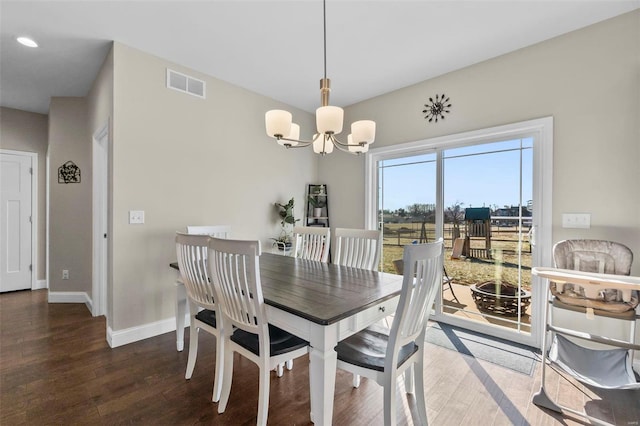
[1,152,33,292]
[92,123,109,316]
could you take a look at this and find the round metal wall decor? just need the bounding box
[423,93,452,123]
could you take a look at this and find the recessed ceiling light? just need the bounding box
[17,36,38,48]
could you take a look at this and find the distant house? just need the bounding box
[493,206,532,227]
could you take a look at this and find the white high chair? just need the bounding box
[532,240,639,425]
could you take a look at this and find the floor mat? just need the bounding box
[425,322,539,375]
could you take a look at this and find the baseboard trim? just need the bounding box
[107,315,187,348]
[48,291,92,313]
[48,291,89,304]
[34,279,47,290]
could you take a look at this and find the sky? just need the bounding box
[380,138,533,212]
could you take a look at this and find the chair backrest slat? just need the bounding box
[293,226,330,263]
[186,225,231,238]
[175,233,217,311]
[388,239,444,358]
[334,228,382,271]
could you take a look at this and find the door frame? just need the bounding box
[0,149,38,290]
[92,122,109,317]
[365,117,553,349]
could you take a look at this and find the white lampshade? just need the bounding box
[351,120,376,144]
[316,106,344,135]
[347,134,369,154]
[313,134,334,154]
[287,122,300,140]
[277,123,300,146]
[265,110,292,137]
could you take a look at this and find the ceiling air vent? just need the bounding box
[166,69,206,99]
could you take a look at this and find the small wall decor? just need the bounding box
[58,161,81,183]
[423,93,452,123]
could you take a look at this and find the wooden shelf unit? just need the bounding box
[305,184,329,228]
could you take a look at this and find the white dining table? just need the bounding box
[172,252,403,425]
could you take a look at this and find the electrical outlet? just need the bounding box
[62,269,69,279]
[129,210,145,224]
[562,213,591,229]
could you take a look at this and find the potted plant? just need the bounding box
[308,195,327,218]
[273,197,299,250]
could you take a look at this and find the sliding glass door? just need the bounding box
[438,139,533,334]
[366,119,553,347]
[378,152,437,273]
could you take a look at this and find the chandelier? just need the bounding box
[265,0,376,155]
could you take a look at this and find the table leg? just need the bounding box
[308,325,338,425]
[175,281,187,351]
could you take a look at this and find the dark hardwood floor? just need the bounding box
[1,289,638,425]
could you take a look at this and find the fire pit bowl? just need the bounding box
[470,281,531,317]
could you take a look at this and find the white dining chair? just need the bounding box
[333,227,382,271]
[333,227,384,386]
[293,226,330,262]
[335,239,444,426]
[181,225,231,371]
[207,237,309,426]
[175,232,224,402]
[276,225,331,373]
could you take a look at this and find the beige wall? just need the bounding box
[48,98,92,292]
[109,43,316,331]
[0,107,48,281]
[323,10,640,275]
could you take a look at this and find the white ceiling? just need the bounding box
[1,0,638,115]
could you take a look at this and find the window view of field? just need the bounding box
[379,210,533,331]
[377,138,534,332]
[380,221,531,289]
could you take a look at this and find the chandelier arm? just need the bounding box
[331,142,351,153]
[329,134,368,148]
[277,133,322,148]
[281,140,313,149]
[329,139,363,155]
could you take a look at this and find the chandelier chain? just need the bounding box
[323,0,327,80]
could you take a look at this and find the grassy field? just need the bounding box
[381,222,532,290]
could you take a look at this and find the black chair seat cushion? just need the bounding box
[335,325,418,372]
[195,309,217,328]
[230,324,308,357]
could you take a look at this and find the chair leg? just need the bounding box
[257,366,271,426]
[185,319,199,379]
[404,364,414,394]
[218,346,234,413]
[212,333,224,402]
[443,267,459,303]
[414,357,428,425]
[286,359,293,370]
[352,373,361,388]
[383,373,397,426]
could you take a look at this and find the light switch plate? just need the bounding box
[129,210,145,224]
[562,213,590,229]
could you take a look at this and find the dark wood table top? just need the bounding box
[171,252,404,326]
